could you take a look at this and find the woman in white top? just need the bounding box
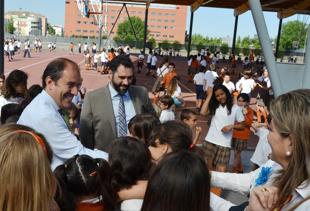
[246,89,310,211]
[211,89,310,211]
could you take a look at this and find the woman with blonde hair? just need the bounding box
[0,124,56,211]
[210,89,310,211]
[246,89,310,210]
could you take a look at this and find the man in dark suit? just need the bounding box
[80,56,155,151]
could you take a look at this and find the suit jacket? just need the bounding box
[80,85,155,151]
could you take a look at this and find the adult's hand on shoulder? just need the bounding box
[246,186,278,211]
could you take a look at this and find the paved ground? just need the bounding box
[4,49,255,205]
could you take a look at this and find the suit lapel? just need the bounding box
[128,87,141,114]
[103,86,117,137]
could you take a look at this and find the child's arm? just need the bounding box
[200,87,212,115]
[192,126,202,145]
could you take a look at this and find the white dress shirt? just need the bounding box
[108,83,136,135]
[18,90,108,170]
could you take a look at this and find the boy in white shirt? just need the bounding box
[222,73,235,94]
[158,95,175,123]
[193,68,206,109]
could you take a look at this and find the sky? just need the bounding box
[5,0,307,39]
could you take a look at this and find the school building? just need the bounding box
[64,0,187,44]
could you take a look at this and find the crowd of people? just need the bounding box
[0,46,310,211]
[4,38,54,61]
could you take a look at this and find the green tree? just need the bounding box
[159,40,170,50]
[114,16,145,43]
[221,43,229,55]
[280,20,308,50]
[252,37,261,49]
[148,37,156,49]
[172,40,182,51]
[7,19,15,34]
[192,34,206,45]
[47,23,55,35]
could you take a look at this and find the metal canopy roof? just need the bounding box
[114,0,310,18]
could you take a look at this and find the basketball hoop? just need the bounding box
[76,0,108,34]
[76,0,88,17]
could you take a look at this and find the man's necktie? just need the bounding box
[118,95,127,137]
[58,109,70,129]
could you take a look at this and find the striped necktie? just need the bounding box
[118,94,127,137]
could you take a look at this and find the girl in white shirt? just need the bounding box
[201,84,244,172]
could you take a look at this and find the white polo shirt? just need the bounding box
[193,72,205,85]
[240,78,255,94]
[223,81,235,93]
[204,70,218,89]
[205,104,244,148]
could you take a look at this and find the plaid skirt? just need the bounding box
[202,141,230,167]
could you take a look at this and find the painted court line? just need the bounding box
[5,54,69,76]
[178,80,195,93]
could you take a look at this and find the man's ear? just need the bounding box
[45,76,55,90]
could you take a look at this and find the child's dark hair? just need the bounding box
[180,109,197,121]
[109,137,152,196]
[128,114,160,144]
[237,93,250,103]
[1,103,23,124]
[20,84,43,109]
[168,62,175,68]
[148,120,192,152]
[209,84,233,116]
[54,155,116,211]
[141,151,210,211]
[5,69,28,98]
[160,95,174,109]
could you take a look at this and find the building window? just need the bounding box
[157,19,162,22]
[169,35,174,38]
[171,13,176,16]
[77,21,81,24]
[84,21,87,24]
[171,19,175,23]
[90,21,94,24]
[83,30,88,32]
[76,29,81,32]
[163,35,167,38]
[156,34,160,37]
[151,12,156,15]
[170,26,175,29]
[90,30,94,33]
[164,19,168,22]
[165,13,169,16]
[163,26,168,29]
[138,11,143,14]
[158,13,162,16]
[157,25,161,28]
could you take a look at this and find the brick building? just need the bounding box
[64,0,187,44]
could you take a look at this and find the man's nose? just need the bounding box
[71,86,79,95]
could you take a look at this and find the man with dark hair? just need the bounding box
[18,58,108,169]
[80,55,155,151]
